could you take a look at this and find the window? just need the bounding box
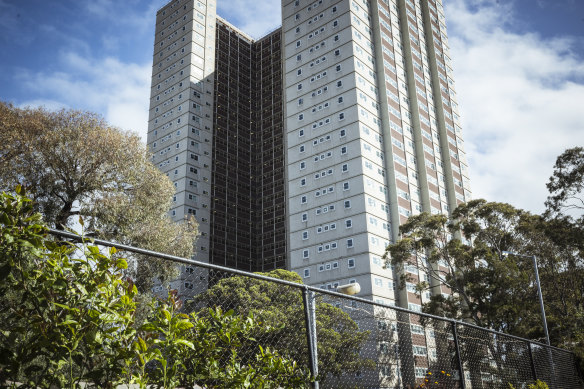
[344,200,351,208]
[336,80,343,87]
[298,83,303,90]
[345,219,352,228]
[300,178,306,186]
[295,26,300,33]
[303,249,310,259]
[348,258,355,268]
[334,49,340,56]
[415,368,427,378]
[347,238,354,248]
[342,163,348,172]
[298,98,304,105]
[338,96,344,103]
[332,5,337,12]
[297,68,302,76]
[302,231,309,240]
[334,34,339,42]
[339,112,345,120]
[333,19,338,27]
[303,268,310,278]
[343,182,350,191]
[296,40,302,48]
[340,129,346,137]
[300,161,306,169]
[295,13,300,20]
[302,212,308,221]
[301,195,307,204]
[297,54,302,61]
[341,146,347,154]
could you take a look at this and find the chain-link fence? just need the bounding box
[48,229,583,389]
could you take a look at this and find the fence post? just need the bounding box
[302,287,319,389]
[527,341,538,381]
[451,322,466,389]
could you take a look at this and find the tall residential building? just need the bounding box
[149,0,471,384]
[283,0,470,307]
[148,2,286,293]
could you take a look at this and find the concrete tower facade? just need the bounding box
[148,1,287,295]
[282,0,470,308]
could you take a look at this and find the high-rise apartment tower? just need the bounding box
[283,0,470,306]
[148,0,471,324]
[148,2,286,294]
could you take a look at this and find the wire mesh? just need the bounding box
[4,228,582,389]
[531,344,582,389]
[156,265,313,387]
[550,348,582,389]
[455,325,534,388]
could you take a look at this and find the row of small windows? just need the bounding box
[301,237,355,261]
[298,127,346,140]
[299,181,350,205]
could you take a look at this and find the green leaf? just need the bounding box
[53,302,73,311]
[136,337,148,353]
[59,319,79,327]
[175,320,194,331]
[115,258,128,269]
[175,339,195,350]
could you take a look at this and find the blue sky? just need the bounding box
[1,0,583,215]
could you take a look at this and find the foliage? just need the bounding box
[0,186,138,388]
[508,379,549,389]
[545,147,584,369]
[194,270,375,385]
[546,146,584,219]
[133,292,310,389]
[0,190,310,388]
[384,198,584,372]
[384,200,541,333]
[0,102,198,292]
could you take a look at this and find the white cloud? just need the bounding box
[446,0,584,214]
[18,99,69,112]
[217,0,281,38]
[18,52,152,142]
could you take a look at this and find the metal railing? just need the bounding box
[49,229,583,389]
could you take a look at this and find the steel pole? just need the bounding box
[302,288,319,389]
[531,255,550,347]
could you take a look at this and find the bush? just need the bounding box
[0,188,309,388]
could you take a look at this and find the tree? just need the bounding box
[543,147,584,370]
[0,102,198,291]
[546,146,584,219]
[384,200,584,373]
[193,270,375,386]
[384,200,542,334]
